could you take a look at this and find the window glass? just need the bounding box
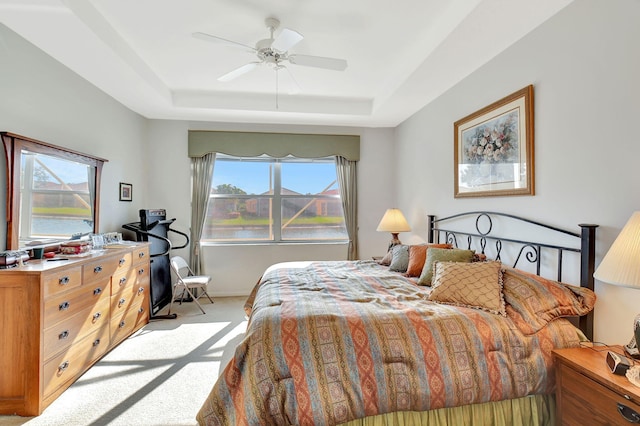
[203,155,348,243]
[20,152,93,239]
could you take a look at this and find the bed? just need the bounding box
[197,212,598,426]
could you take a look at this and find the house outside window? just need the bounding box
[202,154,348,243]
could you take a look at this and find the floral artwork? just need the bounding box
[454,85,534,198]
[459,110,520,188]
[462,110,519,165]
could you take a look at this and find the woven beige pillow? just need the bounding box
[428,261,506,316]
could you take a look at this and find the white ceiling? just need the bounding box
[0,0,572,127]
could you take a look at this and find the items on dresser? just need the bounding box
[0,250,29,268]
[0,243,151,416]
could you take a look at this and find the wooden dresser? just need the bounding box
[0,243,151,416]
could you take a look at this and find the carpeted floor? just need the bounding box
[0,297,248,426]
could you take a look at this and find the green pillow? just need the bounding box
[417,248,474,286]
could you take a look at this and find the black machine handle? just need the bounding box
[122,218,189,258]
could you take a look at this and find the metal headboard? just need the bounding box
[428,212,597,339]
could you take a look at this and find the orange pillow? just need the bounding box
[404,243,452,277]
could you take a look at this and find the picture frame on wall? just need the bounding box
[454,85,534,198]
[119,182,132,201]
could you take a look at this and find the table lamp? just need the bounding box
[376,208,411,252]
[593,211,640,357]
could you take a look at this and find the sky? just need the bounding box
[213,161,338,195]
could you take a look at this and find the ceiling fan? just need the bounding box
[193,17,348,92]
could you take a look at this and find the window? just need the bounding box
[202,154,348,243]
[20,151,94,241]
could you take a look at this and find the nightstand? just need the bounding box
[553,345,640,425]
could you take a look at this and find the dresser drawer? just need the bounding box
[43,296,111,360]
[111,284,148,317]
[42,326,110,399]
[131,246,149,266]
[43,266,82,297]
[82,256,119,284]
[44,281,110,328]
[558,361,640,425]
[112,267,139,297]
[110,297,148,344]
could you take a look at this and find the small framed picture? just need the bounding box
[119,182,132,202]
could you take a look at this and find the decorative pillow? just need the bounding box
[388,245,410,272]
[377,248,394,266]
[502,267,597,335]
[404,243,452,277]
[428,261,506,316]
[417,248,475,286]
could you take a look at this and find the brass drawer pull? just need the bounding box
[138,268,145,275]
[138,307,145,314]
[118,298,126,307]
[119,277,127,285]
[93,312,102,321]
[58,276,70,285]
[94,287,102,295]
[59,301,70,311]
[93,265,103,274]
[119,320,126,328]
[119,258,126,266]
[58,330,69,340]
[58,361,69,372]
[138,252,145,258]
[138,287,144,294]
[617,403,640,423]
[93,339,101,347]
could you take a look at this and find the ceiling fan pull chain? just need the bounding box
[275,68,279,110]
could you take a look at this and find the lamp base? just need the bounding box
[387,233,402,252]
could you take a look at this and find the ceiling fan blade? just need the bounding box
[218,62,260,82]
[288,54,347,71]
[192,32,256,52]
[271,28,303,52]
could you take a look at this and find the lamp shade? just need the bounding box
[594,211,640,288]
[376,208,411,233]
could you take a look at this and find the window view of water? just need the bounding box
[208,225,347,241]
[31,217,93,237]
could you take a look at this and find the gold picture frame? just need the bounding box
[454,85,534,198]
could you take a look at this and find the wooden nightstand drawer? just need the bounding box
[554,346,640,426]
[558,362,640,425]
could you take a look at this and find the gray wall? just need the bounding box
[394,0,640,344]
[0,23,149,246]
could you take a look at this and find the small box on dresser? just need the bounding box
[0,243,150,416]
[554,345,640,425]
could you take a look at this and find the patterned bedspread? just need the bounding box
[197,260,594,426]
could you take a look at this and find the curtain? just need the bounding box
[189,153,215,274]
[336,156,358,260]
[188,131,359,160]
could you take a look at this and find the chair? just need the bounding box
[168,256,214,315]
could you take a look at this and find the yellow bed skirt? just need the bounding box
[339,394,555,426]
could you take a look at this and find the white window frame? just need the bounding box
[203,154,348,244]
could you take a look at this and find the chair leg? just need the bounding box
[167,285,179,315]
[184,286,206,314]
